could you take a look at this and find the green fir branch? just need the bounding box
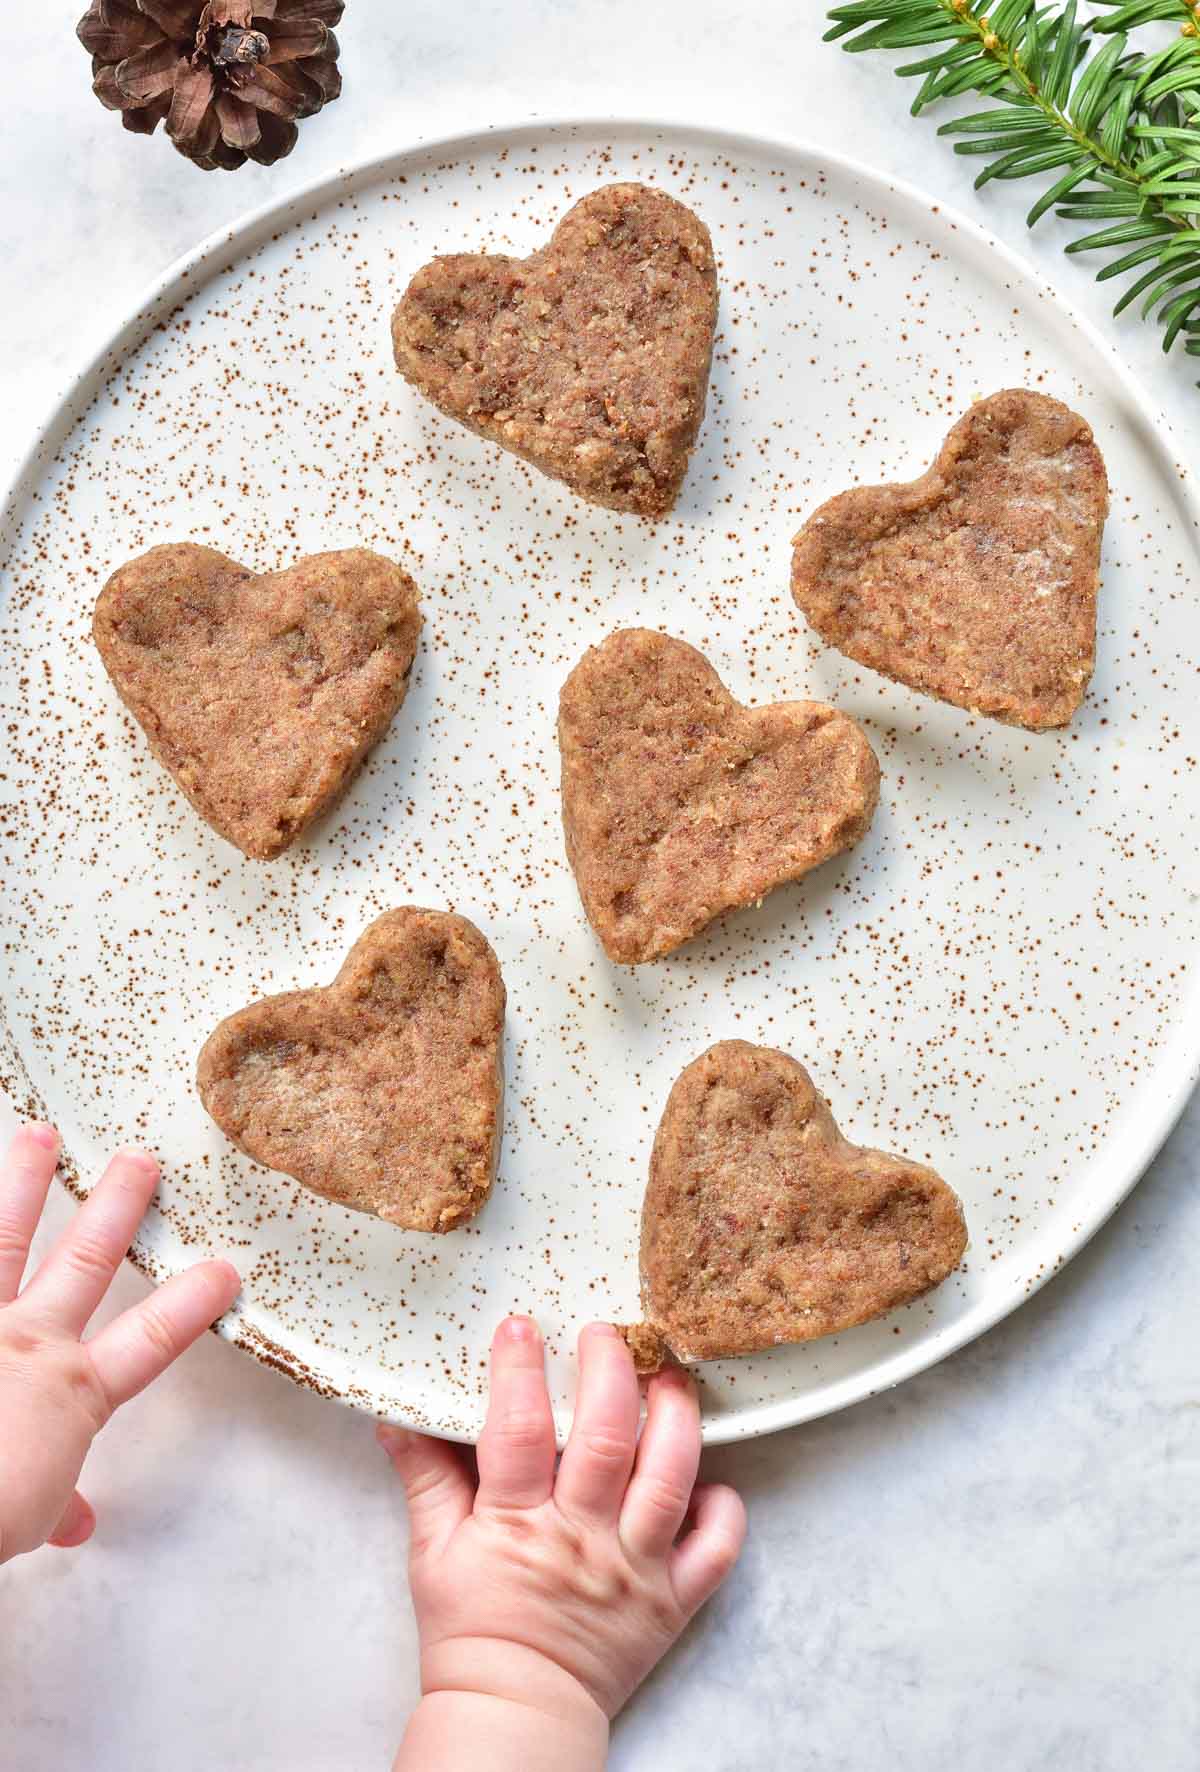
[825,0,1200,376]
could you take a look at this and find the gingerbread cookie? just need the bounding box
[790,389,1108,730]
[558,629,880,963]
[391,183,718,518]
[94,543,422,859]
[628,1041,968,1364]
[197,909,505,1233]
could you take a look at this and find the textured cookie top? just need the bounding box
[197,908,505,1234]
[790,389,1108,730]
[391,182,718,518]
[558,629,880,964]
[94,543,422,859]
[638,1041,968,1363]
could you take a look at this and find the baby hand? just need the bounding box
[0,1124,240,1564]
[383,1317,746,1772]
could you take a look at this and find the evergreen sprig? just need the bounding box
[825,0,1200,371]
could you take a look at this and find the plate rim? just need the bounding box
[3,111,1198,1445]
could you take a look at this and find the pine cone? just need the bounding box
[77,1,344,172]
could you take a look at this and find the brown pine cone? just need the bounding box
[77,1,344,172]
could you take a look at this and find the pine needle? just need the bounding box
[825,0,1200,377]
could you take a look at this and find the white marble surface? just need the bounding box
[2,4,1198,1768]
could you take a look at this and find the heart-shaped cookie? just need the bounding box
[790,389,1108,730]
[627,1041,967,1366]
[94,543,422,859]
[391,182,718,518]
[197,908,505,1233]
[558,629,880,964]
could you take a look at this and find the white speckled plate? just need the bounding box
[2,120,1198,1444]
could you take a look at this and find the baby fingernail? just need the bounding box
[118,1147,159,1175]
[586,1321,619,1338]
[503,1314,539,1342]
[377,1424,411,1456]
[27,1123,59,1150]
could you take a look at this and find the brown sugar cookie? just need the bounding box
[391,182,718,518]
[557,629,880,964]
[94,543,422,859]
[197,909,505,1233]
[629,1041,968,1365]
[790,389,1109,730]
